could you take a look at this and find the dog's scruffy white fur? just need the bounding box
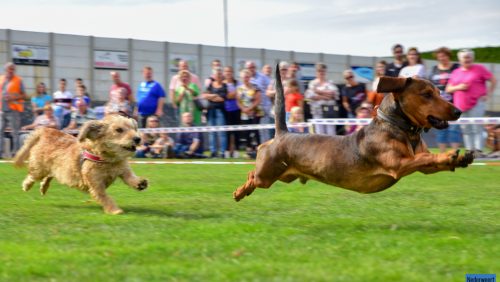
[13,113,148,214]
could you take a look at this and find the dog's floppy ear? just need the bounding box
[78,121,106,142]
[377,76,411,93]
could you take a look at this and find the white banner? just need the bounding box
[94,50,128,69]
[11,44,50,66]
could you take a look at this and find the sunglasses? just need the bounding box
[149,120,159,122]
[344,75,354,79]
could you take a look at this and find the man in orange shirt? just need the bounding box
[0,62,27,158]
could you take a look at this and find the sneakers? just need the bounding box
[471,149,488,159]
[232,151,240,159]
[224,151,231,159]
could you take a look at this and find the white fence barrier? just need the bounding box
[138,117,500,134]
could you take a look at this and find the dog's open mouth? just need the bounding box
[428,115,449,129]
[123,145,136,152]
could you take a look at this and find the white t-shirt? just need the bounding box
[53,90,73,114]
[399,64,426,79]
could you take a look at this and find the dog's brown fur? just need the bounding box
[13,113,148,214]
[233,66,474,201]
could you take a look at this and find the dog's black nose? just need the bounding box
[452,107,462,119]
[133,137,141,145]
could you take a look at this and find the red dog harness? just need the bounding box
[81,150,106,164]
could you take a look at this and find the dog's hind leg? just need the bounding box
[40,177,53,195]
[233,170,257,201]
[234,159,287,202]
[22,174,36,192]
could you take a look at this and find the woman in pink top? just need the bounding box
[446,49,497,153]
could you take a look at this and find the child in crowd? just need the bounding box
[288,106,308,134]
[135,116,161,158]
[149,133,175,159]
[106,87,131,115]
[347,105,372,134]
[285,79,303,121]
[72,84,91,109]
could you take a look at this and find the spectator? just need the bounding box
[385,44,408,77]
[64,98,96,130]
[237,69,263,159]
[261,64,272,78]
[174,70,202,125]
[245,60,272,142]
[305,63,339,135]
[149,133,175,159]
[285,79,303,121]
[288,61,305,93]
[202,67,227,158]
[266,61,290,105]
[169,60,201,114]
[446,49,497,155]
[347,105,372,135]
[428,47,461,153]
[72,84,91,108]
[75,78,90,98]
[223,66,241,158]
[174,112,205,158]
[288,106,308,134]
[399,47,426,78]
[485,124,499,157]
[110,71,134,104]
[135,66,166,128]
[53,78,73,129]
[341,70,367,118]
[369,60,387,107]
[106,87,132,115]
[204,59,222,88]
[22,104,59,131]
[31,82,52,116]
[135,115,161,158]
[0,62,27,158]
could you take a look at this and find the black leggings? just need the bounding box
[241,116,261,150]
[225,110,241,150]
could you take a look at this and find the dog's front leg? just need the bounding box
[120,165,148,191]
[392,150,473,178]
[417,149,474,174]
[87,183,123,215]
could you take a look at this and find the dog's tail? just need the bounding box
[13,129,42,168]
[274,63,288,137]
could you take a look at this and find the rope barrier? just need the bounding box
[7,117,500,134]
[139,117,500,133]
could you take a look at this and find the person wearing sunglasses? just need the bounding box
[341,70,367,118]
[385,44,408,77]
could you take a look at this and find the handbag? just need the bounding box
[194,97,210,110]
[321,104,340,118]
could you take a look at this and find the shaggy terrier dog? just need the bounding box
[13,113,148,214]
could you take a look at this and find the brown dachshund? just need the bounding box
[233,67,474,201]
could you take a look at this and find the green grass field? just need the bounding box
[0,161,498,282]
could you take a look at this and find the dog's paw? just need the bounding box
[136,179,148,191]
[457,150,475,168]
[106,208,124,215]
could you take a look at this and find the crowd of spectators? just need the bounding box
[0,44,498,159]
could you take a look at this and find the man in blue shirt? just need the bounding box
[135,66,166,127]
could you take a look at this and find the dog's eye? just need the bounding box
[422,92,433,99]
[115,128,124,133]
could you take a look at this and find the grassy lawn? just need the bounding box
[0,161,498,282]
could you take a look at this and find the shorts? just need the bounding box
[435,124,462,144]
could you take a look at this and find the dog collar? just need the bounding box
[377,108,423,135]
[81,150,106,163]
